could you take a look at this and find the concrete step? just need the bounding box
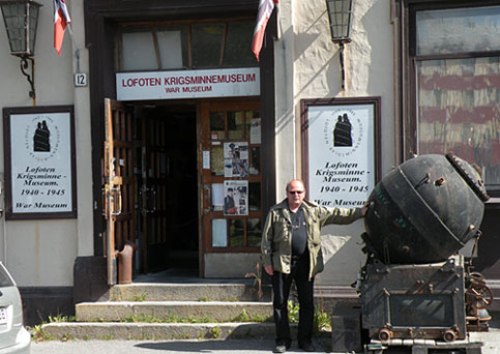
[40,282,350,342]
[76,301,273,323]
[110,282,271,302]
[41,322,277,341]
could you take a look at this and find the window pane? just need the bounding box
[250,147,260,175]
[416,58,500,192]
[228,111,246,140]
[416,6,500,56]
[192,24,224,67]
[247,218,262,247]
[212,219,228,247]
[229,219,245,247]
[224,22,256,67]
[210,112,225,140]
[249,113,261,144]
[157,29,187,69]
[122,32,157,70]
[210,145,224,176]
[211,183,224,211]
[249,182,261,211]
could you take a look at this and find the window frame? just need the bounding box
[401,0,500,197]
[115,18,257,72]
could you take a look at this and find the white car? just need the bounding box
[0,263,30,354]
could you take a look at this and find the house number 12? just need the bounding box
[74,73,88,87]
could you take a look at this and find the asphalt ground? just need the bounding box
[31,326,500,354]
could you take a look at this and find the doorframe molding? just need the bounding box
[84,0,276,262]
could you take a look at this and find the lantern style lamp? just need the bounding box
[325,0,353,90]
[0,0,42,104]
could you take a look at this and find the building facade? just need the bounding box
[0,0,498,323]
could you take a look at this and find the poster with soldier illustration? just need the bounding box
[223,142,249,177]
[223,180,248,216]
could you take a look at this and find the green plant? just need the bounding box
[30,313,75,342]
[47,314,75,323]
[131,292,147,301]
[287,301,331,332]
[245,262,264,300]
[209,326,221,339]
[287,300,299,324]
[124,314,162,323]
[233,309,251,322]
[314,308,331,333]
[31,324,52,342]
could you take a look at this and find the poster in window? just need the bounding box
[250,118,261,144]
[223,142,249,177]
[3,106,76,219]
[301,98,381,209]
[223,180,248,216]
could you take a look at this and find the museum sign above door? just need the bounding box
[116,67,260,101]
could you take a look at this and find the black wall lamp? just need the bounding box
[0,0,42,105]
[325,0,353,90]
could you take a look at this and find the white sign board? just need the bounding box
[303,98,380,209]
[3,107,76,219]
[116,67,260,101]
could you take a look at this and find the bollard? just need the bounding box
[117,243,134,284]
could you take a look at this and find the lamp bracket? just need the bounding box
[19,57,36,100]
[339,42,345,90]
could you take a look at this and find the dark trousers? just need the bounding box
[271,254,314,346]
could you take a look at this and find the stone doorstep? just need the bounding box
[111,282,272,302]
[75,301,273,322]
[41,322,333,343]
[41,322,277,341]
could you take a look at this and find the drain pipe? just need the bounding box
[117,242,134,284]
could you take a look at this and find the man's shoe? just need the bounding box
[274,340,291,353]
[273,344,287,353]
[299,342,316,352]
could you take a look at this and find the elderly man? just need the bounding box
[261,179,366,353]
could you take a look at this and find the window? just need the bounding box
[117,20,256,71]
[203,102,263,252]
[409,3,500,196]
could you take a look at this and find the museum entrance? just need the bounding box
[104,98,262,278]
[104,100,198,276]
[136,104,199,273]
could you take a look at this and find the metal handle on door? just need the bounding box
[203,184,211,214]
[141,187,156,214]
[149,189,157,213]
[112,186,122,216]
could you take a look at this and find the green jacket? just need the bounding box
[261,199,363,280]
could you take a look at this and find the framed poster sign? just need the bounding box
[3,106,77,219]
[301,97,381,208]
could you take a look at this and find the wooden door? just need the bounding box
[103,98,136,285]
[139,114,170,273]
[200,100,263,258]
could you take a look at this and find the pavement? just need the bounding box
[30,326,500,354]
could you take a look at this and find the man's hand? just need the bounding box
[264,264,274,276]
[360,201,371,217]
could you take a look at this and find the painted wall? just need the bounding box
[274,0,395,285]
[0,0,93,286]
[0,0,395,288]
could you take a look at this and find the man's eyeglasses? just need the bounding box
[288,191,304,195]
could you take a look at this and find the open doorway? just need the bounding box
[104,99,264,280]
[136,104,199,274]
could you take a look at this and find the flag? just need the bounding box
[251,0,278,61]
[54,0,71,55]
